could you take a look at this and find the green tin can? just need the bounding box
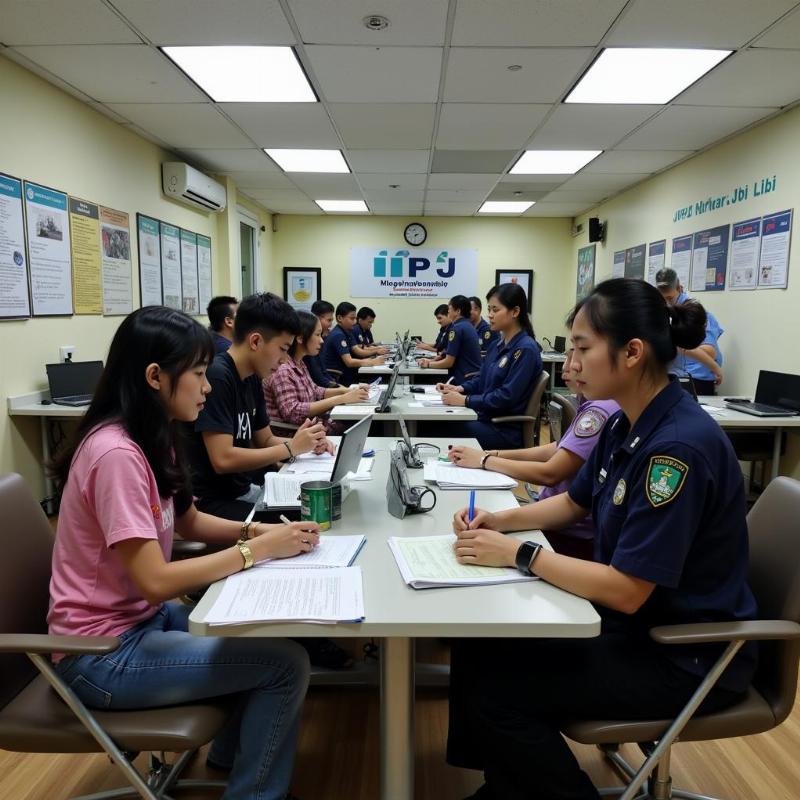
[300,480,333,531]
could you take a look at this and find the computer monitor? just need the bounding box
[553,335,567,353]
[375,363,402,413]
[755,370,800,411]
[330,414,373,482]
[46,361,104,406]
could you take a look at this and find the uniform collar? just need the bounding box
[614,378,684,454]
[496,329,526,353]
[454,316,470,327]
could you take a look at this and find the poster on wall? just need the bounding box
[624,243,646,279]
[729,218,760,290]
[137,214,162,306]
[612,250,625,278]
[758,209,792,289]
[0,173,31,319]
[159,222,182,310]
[646,240,666,285]
[283,267,321,312]
[495,270,534,312]
[68,197,102,314]
[100,207,133,315]
[23,180,72,315]
[350,246,477,298]
[196,234,213,312]
[670,235,693,290]
[690,224,729,292]
[179,228,199,315]
[575,245,595,301]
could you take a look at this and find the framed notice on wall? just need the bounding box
[576,245,595,302]
[137,214,163,306]
[690,224,729,292]
[624,243,646,279]
[159,222,182,310]
[283,267,321,312]
[758,209,792,289]
[612,250,625,278]
[99,206,133,315]
[495,269,534,312]
[0,173,31,319]
[179,229,199,315]
[647,240,666,285]
[196,234,213,312]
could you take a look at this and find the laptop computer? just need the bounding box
[725,371,800,417]
[543,335,567,356]
[375,363,402,413]
[46,360,103,406]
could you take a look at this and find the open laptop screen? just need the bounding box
[46,361,103,401]
[755,370,800,412]
[331,414,373,482]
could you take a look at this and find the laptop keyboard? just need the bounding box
[55,394,92,405]
[731,401,795,414]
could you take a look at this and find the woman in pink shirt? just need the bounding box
[48,306,319,800]
[265,310,369,436]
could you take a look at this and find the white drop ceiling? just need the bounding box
[2,0,799,217]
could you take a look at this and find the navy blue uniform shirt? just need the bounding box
[434,324,449,353]
[460,330,541,420]
[304,353,337,388]
[211,331,232,355]
[445,317,482,384]
[321,324,359,385]
[568,378,757,692]
[475,317,496,354]
[355,324,374,346]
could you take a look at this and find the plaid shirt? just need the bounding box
[264,358,329,434]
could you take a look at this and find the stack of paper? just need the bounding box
[388,535,536,589]
[255,535,365,569]
[203,566,365,625]
[423,461,517,490]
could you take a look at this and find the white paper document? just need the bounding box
[204,566,365,625]
[388,535,536,589]
[255,535,366,569]
[423,460,517,489]
[280,457,374,479]
[264,472,304,507]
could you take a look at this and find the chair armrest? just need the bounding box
[491,415,535,424]
[171,539,207,558]
[650,619,800,645]
[0,633,120,656]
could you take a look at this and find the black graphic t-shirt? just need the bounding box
[186,351,270,500]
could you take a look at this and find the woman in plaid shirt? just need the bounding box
[265,310,369,436]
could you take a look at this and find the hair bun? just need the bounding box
[668,301,707,350]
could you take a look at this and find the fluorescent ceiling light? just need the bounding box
[565,48,731,104]
[161,46,316,102]
[478,201,534,214]
[265,149,350,173]
[511,150,602,175]
[316,200,369,213]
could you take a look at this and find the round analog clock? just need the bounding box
[403,222,427,246]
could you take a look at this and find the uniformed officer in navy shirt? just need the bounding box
[439,284,542,450]
[469,295,496,355]
[446,279,757,800]
[206,295,238,355]
[419,294,481,383]
[416,303,451,355]
[320,301,385,385]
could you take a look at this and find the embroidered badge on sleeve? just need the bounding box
[574,408,608,438]
[646,456,689,507]
[448,330,455,341]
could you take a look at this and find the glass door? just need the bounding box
[239,220,255,297]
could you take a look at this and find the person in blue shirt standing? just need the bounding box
[655,267,724,395]
[470,295,496,355]
[206,295,238,355]
[321,301,385,385]
[437,284,542,450]
[447,278,756,800]
[419,294,481,384]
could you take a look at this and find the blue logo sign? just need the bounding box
[372,249,455,279]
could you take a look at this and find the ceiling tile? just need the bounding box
[617,105,776,150]
[289,173,362,196]
[754,6,800,48]
[452,0,627,46]
[11,45,204,102]
[367,205,424,216]
[305,45,442,102]
[105,103,252,147]
[500,174,572,186]
[330,103,435,148]
[220,103,340,148]
[436,103,550,149]
[559,173,650,191]
[487,187,549,201]
[431,150,516,173]
[86,101,131,124]
[111,0,295,45]
[218,170,295,189]
[427,174,500,192]
[357,173,427,190]
[288,0,449,46]
[582,150,695,173]
[347,150,430,173]
[677,49,800,107]
[423,203,479,216]
[363,189,425,204]
[524,202,587,216]
[606,0,797,48]
[426,189,490,202]
[541,189,606,204]
[179,149,281,173]
[444,47,592,103]
[526,105,661,149]
[242,188,321,211]
[0,0,141,44]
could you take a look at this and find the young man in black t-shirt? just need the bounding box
[187,292,332,522]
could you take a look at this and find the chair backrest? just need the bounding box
[548,401,563,443]
[0,474,55,711]
[519,370,549,447]
[746,476,800,724]
[549,393,578,443]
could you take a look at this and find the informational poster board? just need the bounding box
[0,173,31,319]
[575,244,595,301]
[612,250,625,278]
[624,243,646,279]
[179,228,199,315]
[646,240,666,285]
[68,198,102,314]
[196,233,212,313]
[24,181,72,315]
[758,209,792,289]
[670,235,693,290]
[137,215,162,306]
[729,218,760,290]
[99,206,133,315]
[159,222,182,310]
[690,224,729,292]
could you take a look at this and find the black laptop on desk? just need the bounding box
[46,361,103,406]
[543,335,567,356]
[725,371,800,417]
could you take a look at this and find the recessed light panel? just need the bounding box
[316,200,369,213]
[478,201,534,214]
[511,150,602,175]
[265,149,350,173]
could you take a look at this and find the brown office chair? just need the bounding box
[491,370,549,448]
[547,393,579,443]
[0,473,234,800]
[325,368,343,386]
[562,476,800,800]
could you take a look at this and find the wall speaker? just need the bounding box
[588,217,604,243]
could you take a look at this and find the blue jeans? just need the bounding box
[56,603,310,800]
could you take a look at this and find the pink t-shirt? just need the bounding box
[48,423,175,652]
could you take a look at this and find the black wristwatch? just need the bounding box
[515,541,543,575]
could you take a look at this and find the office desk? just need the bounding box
[541,352,567,394]
[358,363,447,379]
[189,437,601,800]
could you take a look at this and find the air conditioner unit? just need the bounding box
[162,162,227,213]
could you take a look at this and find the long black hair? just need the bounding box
[50,306,214,497]
[289,309,320,357]
[486,283,535,339]
[567,278,706,373]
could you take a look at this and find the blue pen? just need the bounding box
[370,377,382,387]
[362,449,375,457]
[468,490,476,523]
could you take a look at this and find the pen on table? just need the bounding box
[370,377,382,387]
[468,490,476,523]
[281,514,314,545]
[445,377,454,385]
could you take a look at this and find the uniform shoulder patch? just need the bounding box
[341,339,348,347]
[483,330,491,339]
[513,348,522,360]
[646,455,689,508]
[448,330,455,341]
[498,355,509,368]
[574,407,607,438]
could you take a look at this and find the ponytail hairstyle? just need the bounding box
[566,278,706,376]
[289,309,321,357]
[486,283,535,339]
[50,306,214,497]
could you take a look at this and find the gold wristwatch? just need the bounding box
[236,539,255,570]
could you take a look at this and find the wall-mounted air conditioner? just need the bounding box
[161,162,227,213]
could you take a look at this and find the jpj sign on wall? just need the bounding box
[350,246,477,298]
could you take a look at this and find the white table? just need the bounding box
[358,363,447,378]
[541,352,567,394]
[189,436,600,800]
